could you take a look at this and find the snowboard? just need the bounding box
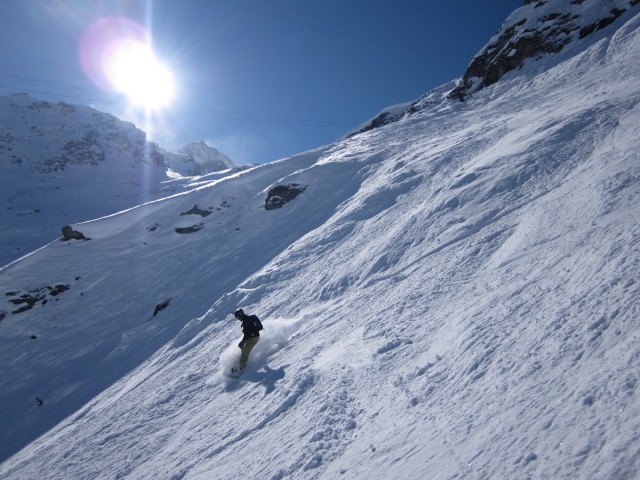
[226,367,243,379]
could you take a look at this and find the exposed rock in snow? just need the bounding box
[152,298,172,317]
[448,0,639,100]
[265,184,307,210]
[61,225,88,241]
[175,223,205,234]
[350,0,640,137]
[180,205,213,218]
[5,284,70,314]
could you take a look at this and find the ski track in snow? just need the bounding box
[2,5,640,480]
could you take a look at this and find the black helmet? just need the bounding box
[233,309,244,318]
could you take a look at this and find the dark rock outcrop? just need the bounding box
[449,0,638,101]
[351,111,404,137]
[265,184,307,210]
[6,284,70,314]
[61,226,88,241]
[348,83,453,138]
[180,205,212,217]
[38,132,106,173]
[175,224,204,234]
[349,1,639,137]
[579,7,628,38]
[152,298,172,317]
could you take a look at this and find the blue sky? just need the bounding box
[0,0,521,165]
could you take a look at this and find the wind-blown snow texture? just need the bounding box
[1,2,640,479]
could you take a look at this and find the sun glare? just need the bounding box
[79,17,176,110]
[105,39,175,109]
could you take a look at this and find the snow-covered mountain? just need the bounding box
[1,1,640,479]
[0,95,234,267]
[162,140,235,177]
[352,0,640,135]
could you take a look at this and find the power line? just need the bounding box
[211,0,459,55]
[0,74,356,128]
[0,73,111,96]
[260,0,371,36]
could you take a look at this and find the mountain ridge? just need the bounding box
[0,93,234,267]
[350,0,640,136]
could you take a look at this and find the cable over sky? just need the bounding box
[0,73,356,127]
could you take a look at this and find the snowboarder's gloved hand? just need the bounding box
[238,339,246,349]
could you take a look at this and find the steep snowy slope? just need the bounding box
[1,2,640,480]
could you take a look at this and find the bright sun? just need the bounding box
[79,17,176,110]
[104,39,175,109]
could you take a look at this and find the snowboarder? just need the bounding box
[231,308,263,376]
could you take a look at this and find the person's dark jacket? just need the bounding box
[238,313,262,341]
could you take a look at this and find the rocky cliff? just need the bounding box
[448,0,640,100]
[350,0,640,136]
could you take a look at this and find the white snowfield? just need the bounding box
[1,3,640,480]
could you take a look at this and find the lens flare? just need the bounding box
[79,17,175,109]
[104,39,175,107]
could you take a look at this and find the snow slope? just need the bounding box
[1,2,640,480]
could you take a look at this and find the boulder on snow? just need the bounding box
[265,184,307,210]
[180,205,212,217]
[152,298,172,317]
[175,223,204,234]
[61,225,88,241]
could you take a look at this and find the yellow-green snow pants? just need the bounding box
[237,336,259,369]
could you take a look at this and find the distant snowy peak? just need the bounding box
[0,93,166,173]
[163,140,235,177]
[448,0,640,100]
[350,0,639,137]
[174,140,234,170]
